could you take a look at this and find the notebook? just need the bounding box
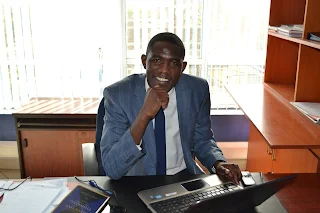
[138,173,297,213]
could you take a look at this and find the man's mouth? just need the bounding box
[155,77,169,82]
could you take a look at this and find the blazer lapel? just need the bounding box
[175,76,189,151]
[133,74,157,173]
[133,74,146,115]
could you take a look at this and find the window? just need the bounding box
[0,0,270,112]
[125,0,270,110]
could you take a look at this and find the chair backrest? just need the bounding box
[95,97,106,176]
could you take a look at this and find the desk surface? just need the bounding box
[72,173,320,213]
[225,84,320,149]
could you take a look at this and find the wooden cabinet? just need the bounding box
[247,122,318,173]
[226,0,320,173]
[227,84,320,173]
[271,149,318,173]
[247,123,318,173]
[14,98,100,178]
[246,123,272,173]
[20,130,95,178]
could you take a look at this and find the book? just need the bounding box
[52,185,110,213]
[278,24,303,33]
[277,24,303,38]
[290,102,320,124]
[308,32,320,42]
[268,25,279,31]
[277,30,302,38]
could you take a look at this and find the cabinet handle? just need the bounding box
[267,146,272,155]
[271,149,276,161]
[22,138,28,147]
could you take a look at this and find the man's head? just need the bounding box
[141,32,187,92]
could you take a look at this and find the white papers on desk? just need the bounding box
[44,188,71,213]
[0,181,13,197]
[291,102,320,124]
[0,178,68,213]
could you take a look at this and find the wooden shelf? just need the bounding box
[238,0,320,173]
[264,83,295,102]
[268,31,320,50]
[225,84,320,149]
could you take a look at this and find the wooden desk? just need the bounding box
[264,173,320,213]
[225,84,320,173]
[13,97,101,178]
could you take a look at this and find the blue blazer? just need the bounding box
[100,74,226,180]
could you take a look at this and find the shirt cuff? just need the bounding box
[211,160,226,173]
[136,140,142,151]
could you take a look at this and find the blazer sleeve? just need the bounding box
[193,82,226,172]
[100,87,145,180]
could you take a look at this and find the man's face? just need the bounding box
[141,41,187,92]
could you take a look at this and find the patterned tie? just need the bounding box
[154,108,166,175]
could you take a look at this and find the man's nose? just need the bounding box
[159,61,170,73]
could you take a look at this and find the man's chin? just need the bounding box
[159,84,172,92]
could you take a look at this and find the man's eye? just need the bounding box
[152,58,160,62]
[171,61,178,66]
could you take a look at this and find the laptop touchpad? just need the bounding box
[181,179,210,191]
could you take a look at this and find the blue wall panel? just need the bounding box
[0,115,16,141]
[211,115,249,142]
[0,114,249,142]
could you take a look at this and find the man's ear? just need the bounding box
[141,54,147,69]
[181,61,187,73]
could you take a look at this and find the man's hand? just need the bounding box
[214,161,242,185]
[140,85,169,120]
[130,85,169,145]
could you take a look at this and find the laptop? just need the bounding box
[138,173,297,213]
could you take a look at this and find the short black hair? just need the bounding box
[146,32,185,59]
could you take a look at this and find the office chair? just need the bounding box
[82,98,106,176]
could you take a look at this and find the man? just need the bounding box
[100,32,242,184]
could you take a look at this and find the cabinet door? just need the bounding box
[20,130,95,178]
[272,149,318,173]
[246,122,273,173]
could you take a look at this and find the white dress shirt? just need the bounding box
[137,78,187,175]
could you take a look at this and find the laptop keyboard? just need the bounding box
[150,183,241,213]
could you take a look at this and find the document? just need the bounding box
[0,178,67,213]
[0,180,13,198]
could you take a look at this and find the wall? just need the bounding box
[0,114,249,142]
[0,115,16,141]
[211,115,249,142]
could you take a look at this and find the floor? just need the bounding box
[0,141,21,179]
[0,169,20,179]
[0,141,248,179]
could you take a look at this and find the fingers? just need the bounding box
[218,164,241,185]
[152,87,169,109]
[157,97,169,109]
[221,166,239,185]
[236,164,242,180]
